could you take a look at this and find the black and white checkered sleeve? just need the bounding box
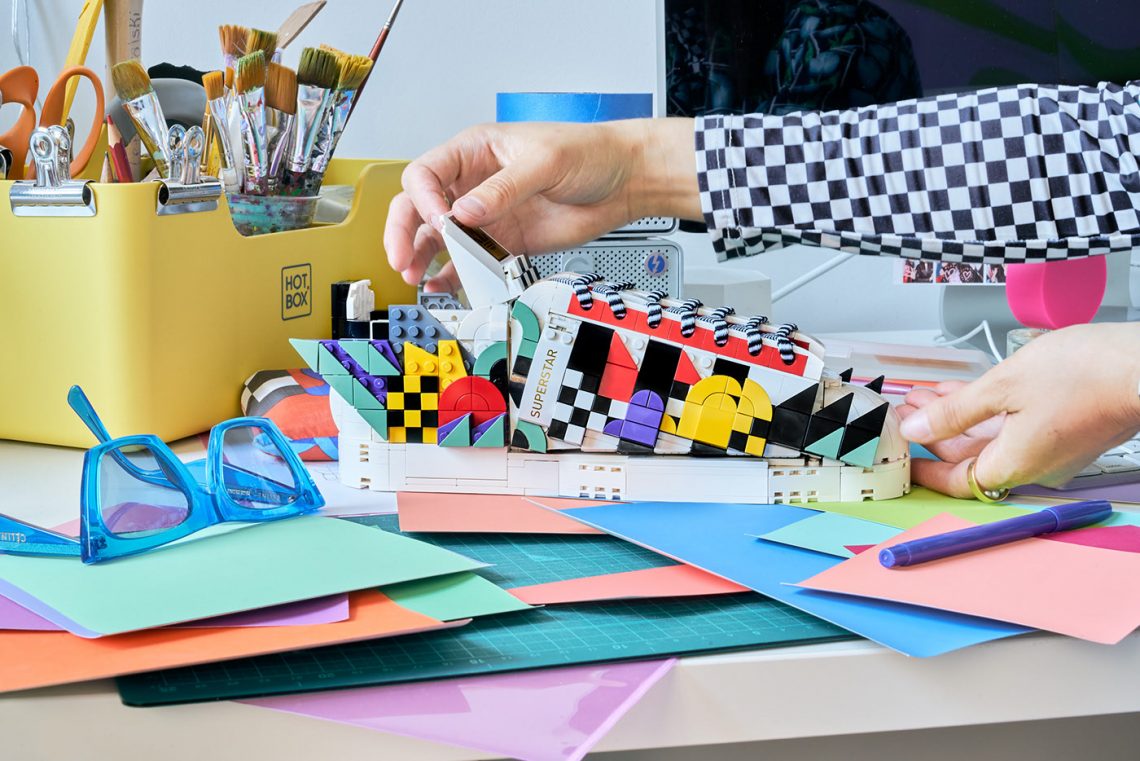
[696,82,1140,264]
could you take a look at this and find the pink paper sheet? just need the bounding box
[798,513,1140,644]
[397,493,603,534]
[1045,525,1140,553]
[0,592,350,631]
[246,659,676,761]
[509,565,748,605]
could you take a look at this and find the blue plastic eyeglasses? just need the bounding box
[0,386,324,564]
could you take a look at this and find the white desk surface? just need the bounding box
[4,332,1139,759]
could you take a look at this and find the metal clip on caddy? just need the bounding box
[156,125,223,216]
[9,127,96,217]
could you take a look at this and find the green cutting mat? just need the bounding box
[118,515,853,706]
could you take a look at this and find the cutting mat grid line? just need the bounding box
[117,515,854,706]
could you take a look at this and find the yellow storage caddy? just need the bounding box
[0,159,416,447]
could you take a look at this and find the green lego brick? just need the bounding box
[358,409,388,439]
[326,374,357,404]
[473,341,508,377]
[439,414,472,447]
[317,343,350,375]
[473,414,506,448]
[511,419,547,453]
[368,344,403,376]
[289,339,321,373]
[840,437,880,469]
[353,380,384,410]
[804,427,845,461]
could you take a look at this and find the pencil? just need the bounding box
[106,116,133,182]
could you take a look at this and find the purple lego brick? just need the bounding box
[437,414,470,443]
[603,419,624,437]
[360,376,389,404]
[626,403,664,428]
[619,421,659,448]
[320,340,368,379]
[629,389,665,411]
[472,413,506,444]
[369,340,401,371]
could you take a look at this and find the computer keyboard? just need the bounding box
[1055,434,1140,490]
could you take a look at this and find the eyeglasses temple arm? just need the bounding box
[0,513,81,557]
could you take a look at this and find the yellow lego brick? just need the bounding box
[422,393,439,410]
[403,376,422,394]
[404,410,422,428]
[731,413,753,434]
[660,414,678,435]
[403,344,440,376]
[437,340,467,391]
[744,435,767,457]
[389,428,407,444]
[387,392,405,410]
[423,428,438,445]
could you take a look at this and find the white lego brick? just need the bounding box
[839,458,910,502]
[404,477,459,490]
[558,455,627,501]
[403,444,509,481]
[768,462,842,504]
[623,457,769,503]
[338,437,381,490]
[454,479,523,495]
[653,430,693,455]
[387,445,407,491]
[507,453,560,491]
[330,392,372,438]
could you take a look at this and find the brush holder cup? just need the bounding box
[227,192,321,236]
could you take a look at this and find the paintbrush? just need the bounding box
[308,52,372,185]
[111,59,172,178]
[105,0,144,177]
[245,28,279,62]
[347,0,404,121]
[235,51,270,194]
[218,24,249,75]
[265,62,297,192]
[285,46,339,189]
[202,70,239,191]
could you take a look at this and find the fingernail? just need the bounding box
[899,411,931,441]
[430,213,442,230]
[455,195,486,219]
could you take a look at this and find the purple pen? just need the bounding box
[880,499,1113,568]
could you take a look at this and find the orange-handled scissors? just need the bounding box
[0,65,105,181]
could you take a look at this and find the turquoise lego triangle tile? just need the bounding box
[353,380,383,410]
[327,374,357,405]
[512,419,547,453]
[342,341,372,368]
[290,339,321,373]
[317,343,350,375]
[439,414,472,447]
[368,344,402,376]
[804,427,845,461]
[473,413,506,447]
[358,409,388,439]
[840,437,880,469]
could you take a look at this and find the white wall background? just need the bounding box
[1,0,941,333]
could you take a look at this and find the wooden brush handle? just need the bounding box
[104,0,144,177]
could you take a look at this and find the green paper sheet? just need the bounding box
[0,516,482,637]
[383,572,532,621]
[810,487,1033,530]
[758,512,901,558]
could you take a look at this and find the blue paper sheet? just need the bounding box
[556,501,1029,657]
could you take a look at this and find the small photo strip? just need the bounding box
[898,260,1006,285]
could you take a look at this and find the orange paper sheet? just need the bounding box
[397,493,603,534]
[0,590,451,693]
[797,513,1140,645]
[509,565,748,605]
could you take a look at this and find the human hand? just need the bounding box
[897,322,1140,498]
[383,118,699,292]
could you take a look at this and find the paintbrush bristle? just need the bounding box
[319,43,348,63]
[225,67,234,90]
[246,28,279,59]
[110,59,153,101]
[298,46,340,90]
[235,51,267,94]
[203,70,225,101]
[337,54,373,91]
[266,63,298,115]
[219,24,249,58]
